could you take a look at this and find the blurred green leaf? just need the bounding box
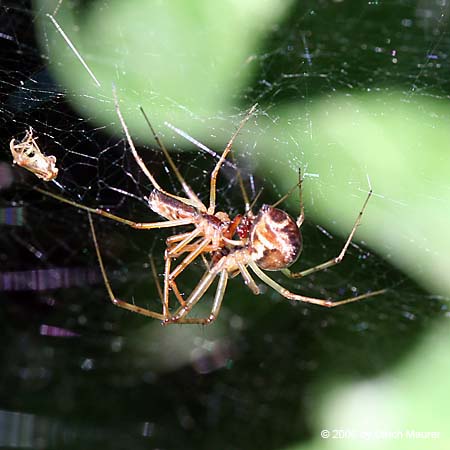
[251,94,450,297]
[35,0,292,136]
[284,321,450,450]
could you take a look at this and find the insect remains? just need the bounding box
[35,90,385,325]
[10,128,59,181]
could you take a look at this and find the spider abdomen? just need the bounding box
[149,190,197,221]
[250,205,302,271]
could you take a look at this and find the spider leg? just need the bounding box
[151,251,189,314]
[170,243,217,254]
[166,232,216,278]
[150,256,164,305]
[271,168,304,228]
[296,168,305,228]
[112,87,203,210]
[167,229,202,258]
[169,279,187,307]
[228,151,251,212]
[162,253,188,314]
[236,261,260,295]
[297,168,305,227]
[165,243,211,310]
[162,237,213,312]
[87,212,165,320]
[35,187,193,229]
[164,229,204,310]
[208,103,258,214]
[200,253,211,270]
[167,231,198,245]
[283,190,372,279]
[169,238,212,280]
[151,254,186,317]
[250,261,386,307]
[139,107,206,210]
[166,270,228,325]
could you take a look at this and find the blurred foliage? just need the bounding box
[35,0,292,135]
[285,322,450,450]
[254,93,450,297]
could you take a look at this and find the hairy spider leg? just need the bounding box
[282,189,373,279]
[208,103,258,214]
[250,261,386,307]
[87,212,165,320]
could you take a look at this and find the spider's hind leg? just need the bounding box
[250,260,386,308]
[283,190,373,280]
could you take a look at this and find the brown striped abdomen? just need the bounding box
[250,205,302,270]
[148,190,198,221]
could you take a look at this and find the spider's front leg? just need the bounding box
[35,187,193,230]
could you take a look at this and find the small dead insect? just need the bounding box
[10,128,59,181]
[36,90,385,325]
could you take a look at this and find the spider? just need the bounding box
[10,128,59,181]
[35,91,385,325]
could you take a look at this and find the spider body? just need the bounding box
[249,205,302,271]
[149,190,198,221]
[34,94,385,325]
[151,188,302,272]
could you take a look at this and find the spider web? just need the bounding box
[1,1,449,450]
